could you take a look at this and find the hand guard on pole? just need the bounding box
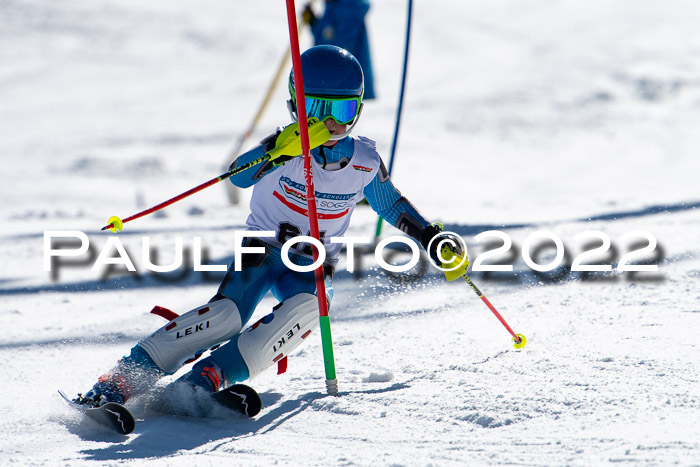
[421,222,469,276]
[266,117,331,166]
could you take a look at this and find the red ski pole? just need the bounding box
[99,153,268,232]
[100,118,330,233]
[462,275,526,348]
[101,170,241,233]
[439,243,526,348]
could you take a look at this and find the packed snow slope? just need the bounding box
[1,0,699,465]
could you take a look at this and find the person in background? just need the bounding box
[303,0,376,99]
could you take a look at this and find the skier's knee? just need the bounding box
[237,293,319,379]
[140,297,243,373]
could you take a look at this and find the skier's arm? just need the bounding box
[228,133,283,188]
[363,160,431,243]
[363,159,463,265]
[229,120,331,188]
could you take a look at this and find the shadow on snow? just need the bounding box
[73,383,410,461]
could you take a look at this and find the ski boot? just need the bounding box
[181,359,227,393]
[75,373,133,407]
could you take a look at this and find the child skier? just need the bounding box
[76,45,460,408]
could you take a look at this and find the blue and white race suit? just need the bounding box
[98,133,434,395]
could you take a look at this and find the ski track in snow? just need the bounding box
[1,0,700,465]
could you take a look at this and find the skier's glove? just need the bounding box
[421,222,469,273]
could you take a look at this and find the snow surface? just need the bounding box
[2,0,700,465]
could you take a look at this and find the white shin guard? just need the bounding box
[237,293,319,379]
[140,298,243,374]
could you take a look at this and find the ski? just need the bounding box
[212,384,262,417]
[58,390,135,435]
[59,383,260,434]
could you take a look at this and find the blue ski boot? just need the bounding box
[182,359,227,393]
[77,345,162,406]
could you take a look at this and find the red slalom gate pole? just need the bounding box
[284,0,338,395]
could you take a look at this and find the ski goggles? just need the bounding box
[303,95,362,125]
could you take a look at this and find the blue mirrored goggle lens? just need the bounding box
[304,97,358,124]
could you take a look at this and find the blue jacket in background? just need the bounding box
[310,0,376,100]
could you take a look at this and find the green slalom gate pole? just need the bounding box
[285,0,338,395]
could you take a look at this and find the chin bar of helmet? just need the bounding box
[287,100,364,140]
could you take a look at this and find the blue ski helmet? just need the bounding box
[288,45,364,139]
[289,45,364,98]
